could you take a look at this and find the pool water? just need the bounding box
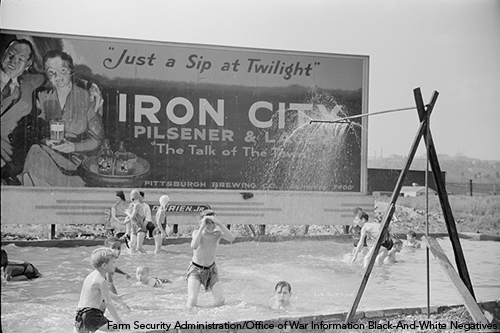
[1,238,499,332]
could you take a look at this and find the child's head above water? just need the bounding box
[104,237,122,257]
[274,280,292,304]
[407,230,417,240]
[136,265,150,284]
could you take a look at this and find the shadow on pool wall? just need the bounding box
[1,232,499,248]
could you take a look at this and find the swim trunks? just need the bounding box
[381,237,394,251]
[131,221,146,235]
[153,223,167,236]
[74,307,110,333]
[186,261,219,291]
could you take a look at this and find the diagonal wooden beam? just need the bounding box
[413,88,475,299]
[422,237,486,323]
[345,88,439,323]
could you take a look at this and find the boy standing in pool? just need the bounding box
[74,248,125,333]
[350,212,394,267]
[186,209,235,307]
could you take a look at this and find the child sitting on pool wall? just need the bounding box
[186,209,235,307]
[384,238,404,264]
[1,249,41,282]
[269,281,296,310]
[104,237,132,295]
[406,230,421,248]
[74,248,125,333]
[136,265,171,287]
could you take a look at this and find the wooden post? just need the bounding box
[414,88,475,299]
[49,224,56,239]
[345,90,439,323]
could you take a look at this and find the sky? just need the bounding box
[1,0,499,161]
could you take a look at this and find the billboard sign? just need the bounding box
[1,30,369,193]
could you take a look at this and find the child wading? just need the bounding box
[186,209,235,307]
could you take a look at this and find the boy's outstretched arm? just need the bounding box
[115,267,132,279]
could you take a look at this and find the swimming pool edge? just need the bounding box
[2,232,499,248]
[106,300,500,333]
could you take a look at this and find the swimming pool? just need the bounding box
[1,238,499,332]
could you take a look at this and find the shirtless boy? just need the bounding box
[186,209,235,307]
[269,281,296,310]
[74,248,125,333]
[350,212,394,267]
[384,238,403,264]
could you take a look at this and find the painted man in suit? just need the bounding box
[1,39,44,185]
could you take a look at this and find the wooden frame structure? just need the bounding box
[345,87,480,323]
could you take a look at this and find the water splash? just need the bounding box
[246,87,362,192]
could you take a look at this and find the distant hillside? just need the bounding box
[368,154,500,195]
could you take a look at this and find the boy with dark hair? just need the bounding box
[269,281,296,310]
[384,238,404,264]
[406,230,421,248]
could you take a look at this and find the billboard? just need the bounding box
[1,30,369,193]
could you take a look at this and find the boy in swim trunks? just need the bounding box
[1,249,41,281]
[186,209,235,307]
[269,281,296,310]
[350,213,394,267]
[136,265,171,287]
[74,247,125,333]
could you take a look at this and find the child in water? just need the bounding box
[136,266,171,287]
[384,238,404,264]
[269,281,296,310]
[406,230,421,249]
[1,249,41,282]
